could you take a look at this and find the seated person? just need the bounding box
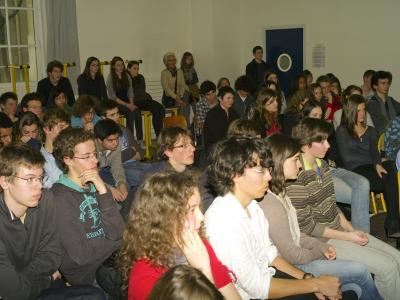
[52,128,124,285]
[106,56,142,139]
[283,89,309,136]
[0,112,13,147]
[302,100,371,232]
[118,171,241,300]
[195,80,218,139]
[333,85,373,130]
[161,52,190,127]
[47,86,73,116]
[94,119,134,219]
[247,87,280,137]
[41,108,70,188]
[71,94,101,131]
[384,114,400,161]
[366,70,400,135]
[127,60,165,137]
[98,100,148,188]
[263,134,382,299]
[148,265,224,300]
[217,77,230,90]
[20,92,44,119]
[36,60,75,107]
[203,86,238,152]
[336,94,400,236]
[77,56,108,101]
[0,91,18,122]
[205,137,349,300]
[13,111,42,151]
[288,117,400,300]
[232,75,255,118]
[145,126,195,175]
[0,144,60,299]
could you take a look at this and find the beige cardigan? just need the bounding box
[161,68,187,99]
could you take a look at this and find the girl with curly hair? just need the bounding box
[118,171,240,300]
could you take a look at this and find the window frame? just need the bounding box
[0,0,45,93]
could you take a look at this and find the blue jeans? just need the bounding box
[297,259,383,300]
[331,167,370,232]
[123,160,151,188]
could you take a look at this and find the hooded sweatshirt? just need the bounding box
[51,174,124,285]
[0,189,60,300]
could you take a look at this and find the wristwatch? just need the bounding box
[303,272,315,279]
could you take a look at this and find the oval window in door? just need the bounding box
[277,53,292,72]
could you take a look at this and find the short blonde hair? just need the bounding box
[163,52,176,66]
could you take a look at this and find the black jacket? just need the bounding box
[204,104,239,151]
[0,190,60,300]
[37,77,75,107]
[245,59,271,87]
[77,74,108,101]
[51,175,124,285]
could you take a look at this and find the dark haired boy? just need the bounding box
[20,92,44,119]
[40,108,70,188]
[0,91,18,121]
[245,46,271,87]
[37,60,75,107]
[0,112,13,147]
[98,101,149,188]
[232,75,255,118]
[205,137,343,300]
[52,127,124,285]
[367,70,400,135]
[195,80,218,138]
[0,144,60,299]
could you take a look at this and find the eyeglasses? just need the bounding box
[73,152,98,161]
[249,166,273,175]
[172,142,195,149]
[14,175,44,185]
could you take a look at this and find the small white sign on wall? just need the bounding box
[312,43,326,68]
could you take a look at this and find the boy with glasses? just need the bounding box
[0,144,60,299]
[52,127,124,285]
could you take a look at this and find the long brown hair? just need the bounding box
[265,134,301,195]
[118,171,203,290]
[110,56,130,92]
[83,56,102,79]
[249,88,279,131]
[341,94,366,138]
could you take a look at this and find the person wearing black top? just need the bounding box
[77,56,108,100]
[37,60,75,107]
[127,61,165,137]
[245,46,271,88]
[203,87,239,152]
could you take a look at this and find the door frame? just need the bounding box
[262,25,306,68]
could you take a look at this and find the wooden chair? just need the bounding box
[163,115,187,129]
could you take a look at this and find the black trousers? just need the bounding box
[135,99,165,137]
[118,104,143,140]
[353,160,400,229]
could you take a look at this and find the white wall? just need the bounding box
[75,0,400,98]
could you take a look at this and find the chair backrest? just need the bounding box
[163,115,187,129]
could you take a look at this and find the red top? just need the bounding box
[324,95,342,121]
[127,239,233,300]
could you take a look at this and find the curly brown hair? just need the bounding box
[118,170,203,290]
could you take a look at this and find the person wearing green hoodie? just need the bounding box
[51,127,124,286]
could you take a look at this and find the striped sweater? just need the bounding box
[286,155,343,241]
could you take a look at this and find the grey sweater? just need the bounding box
[259,192,328,265]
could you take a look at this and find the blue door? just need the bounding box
[266,28,303,95]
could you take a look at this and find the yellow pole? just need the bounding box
[9,65,17,94]
[63,63,68,77]
[22,64,30,93]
